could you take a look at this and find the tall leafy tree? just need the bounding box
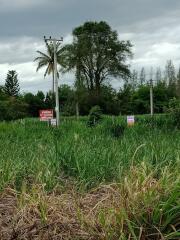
[139,67,146,85]
[61,21,132,95]
[165,60,176,86]
[4,70,20,97]
[155,67,162,84]
[34,39,63,93]
[118,83,134,114]
[37,91,45,102]
[176,67,180,98]
[130,69,138,90]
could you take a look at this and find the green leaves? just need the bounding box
[34,39,63,79]
[61,21,132,93]
[4,70,20,97]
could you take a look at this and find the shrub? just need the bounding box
[61,103,75,116]
[0,98,28,121]
[168,98,180,129]
[87,105,102,126]
[136,114,173,129]
[110,124,125,138]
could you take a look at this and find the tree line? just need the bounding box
[0,60,179,120]
[0,21,179,120]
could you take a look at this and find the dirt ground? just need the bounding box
[0,185,120,240]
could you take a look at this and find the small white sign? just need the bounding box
[127,115,135,126]
[51,118,57,126]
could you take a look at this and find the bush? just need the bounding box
[136,114,173,129]
[168,98,180,129]
[110,124,125,138]
[61,103,75,116]
[0,98,28,121]
[88,105,102,126]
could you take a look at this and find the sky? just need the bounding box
[0,0,180,93]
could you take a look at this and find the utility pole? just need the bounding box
[44,36,63,126]
[150,79,154,116]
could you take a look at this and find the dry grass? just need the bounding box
[0,163,179,240]
[0,185,119,240]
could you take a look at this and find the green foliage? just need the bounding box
[1,58,180,119]
[93,163,180,239]
[59,84,76,116]
[136,114,173,129]
[4,70,20,97]
[116,82,174,115]
[110,123,126,138]
[0,116,179,190]
[34,39,64,93]
[0,117,179,239]
[0,86,8,101]
[168,98,180,128]
[61,21,132,94]
[118,83,134,114]
[23,92,47,117]
[88,105,102,126]
[0,98,28,121]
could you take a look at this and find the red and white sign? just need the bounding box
[39,109,53,121]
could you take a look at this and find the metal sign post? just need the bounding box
[150,79,154,116]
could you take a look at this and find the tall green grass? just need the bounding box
[0,116,179,190]
[0,116,179,238]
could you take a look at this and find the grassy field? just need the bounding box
[0,116,179,239]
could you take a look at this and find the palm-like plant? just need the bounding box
[34,40,63,93]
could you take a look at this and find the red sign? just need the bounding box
[39,109,53,121]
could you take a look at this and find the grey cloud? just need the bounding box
[0,61,74,93]
[0,34,71,65]
[0,0,180,37]
[0,0,48,12]
[0,37,44,64]
[0,0,180,92]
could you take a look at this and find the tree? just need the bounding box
[118,83,134,114]
[4,70,20,97]
[74,73,88,118]
[153,82,170,113]
[155,67,162,84]
[139,67,146,85]
[61,21,132,96]
[165,60,176,87]
[34,39,63,93]
[130,69,138,90]
[37,91,45,102]
[176,67,180,98]
[0,86,7,100]
[132,85,150,114]
[23,92,46,117]
[58,84,75,115]
[45,92,54,109]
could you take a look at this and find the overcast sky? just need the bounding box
[0,0,180,93]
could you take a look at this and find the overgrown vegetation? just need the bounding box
[168,98,180,128]
[88,105,102,126]
[0,116,179,239]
